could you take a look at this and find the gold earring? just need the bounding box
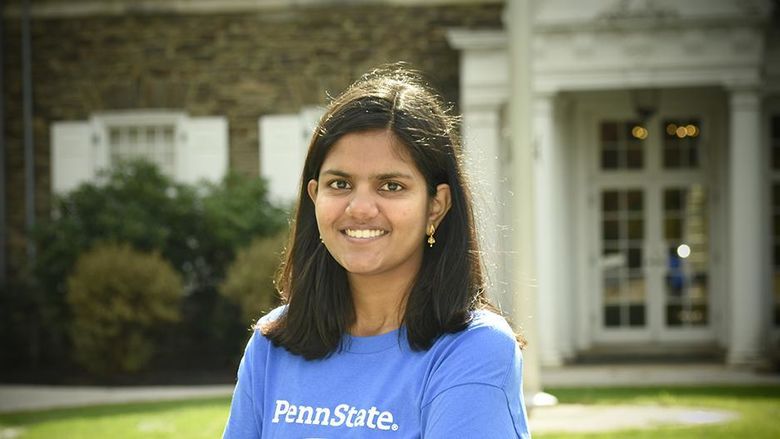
[427,224,436,248]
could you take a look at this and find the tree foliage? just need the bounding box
[67,243,182,374]
[26,159,288,376]
[220,231,287,325]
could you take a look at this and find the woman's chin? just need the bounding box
[343,264,380,276]
[338,257,385,277]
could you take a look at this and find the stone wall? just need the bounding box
[1,2,503,278]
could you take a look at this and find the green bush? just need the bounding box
[31,160,198,368]
[221,232,287,325]
[29,159,288,375]
[67,242,182,374]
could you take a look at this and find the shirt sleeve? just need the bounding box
[419,313,531,438]
[222,331,263,439]
[421,383,530,438]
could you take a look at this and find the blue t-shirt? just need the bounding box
[223,307,531,438]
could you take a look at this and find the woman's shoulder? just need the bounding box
[466,308,515,334]
[455,308,519,351]
[244,305,288,350]
[422,309,521,405]
[256,304,288,327]
[431,309,520,368]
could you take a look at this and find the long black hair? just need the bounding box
[263,64,496,360]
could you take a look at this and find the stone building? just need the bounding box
[1,0,502,277]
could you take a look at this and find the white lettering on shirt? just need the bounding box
[271,400,289,423]
[377,411,393,431]
[330,403,348,427]
[271,400,398,431]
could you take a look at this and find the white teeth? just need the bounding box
[345,229,386,239]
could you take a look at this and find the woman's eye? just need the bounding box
[328,180,350,190]
[380,182,403,192]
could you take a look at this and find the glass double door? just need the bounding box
[594,116,713,343]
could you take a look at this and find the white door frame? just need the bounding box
[575,89,724,346]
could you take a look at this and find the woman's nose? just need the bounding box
[345,190,379,220]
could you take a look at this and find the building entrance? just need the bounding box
[588,104,717,345]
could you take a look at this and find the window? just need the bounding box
[99,112,183,180]
[51,111,228,193]
[108,124,176,176]
[662,118,701,169]
[599,120,645,170]
[663,185,709,327]
[601,189,646,328]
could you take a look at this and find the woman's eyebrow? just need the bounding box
[374,172,413,180]
[320,169,350,178]
[320,169,413,180]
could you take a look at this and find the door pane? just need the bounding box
[663,185,709,327]
[601,149,619,169]
[599,121,646,170]
[602,220,620,240]
[601,189,646,328]
[602,191,619,211]
[627,191,643,211]
[628,219,643,240]
[662,119,701,169]
[627,246,642,269]
[629,303,646,326]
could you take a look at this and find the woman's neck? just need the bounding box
[348,272,412,336]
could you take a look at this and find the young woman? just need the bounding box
[223,65,531,438]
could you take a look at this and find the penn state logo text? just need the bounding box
[271,400,400,431]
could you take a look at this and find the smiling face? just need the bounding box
[307,129,450,285]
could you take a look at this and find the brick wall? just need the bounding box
[1,2,503,278]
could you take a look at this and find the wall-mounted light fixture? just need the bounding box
[631,88,660,123]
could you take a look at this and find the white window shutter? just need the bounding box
[179,116,228,184]
[51,121,95,194]
[259,114,307,202]
[300,106,323,137]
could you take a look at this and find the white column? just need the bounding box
[533,93,563,366]
[554,96,575,360]
[726,87,766,365]
[462,106,512,310]
[446,27,512,315]
[507,0,544,404]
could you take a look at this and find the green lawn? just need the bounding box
[537,386,780,439]
[0,386,778,438]
[0,397,231,439]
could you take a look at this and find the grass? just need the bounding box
[0,386,778,438]
[0,396,231,439]
[536,386,780,439]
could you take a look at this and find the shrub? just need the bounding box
[32,161,198,367]
[220,232,287,325]
[30,160,288,375]
[36,160,218,300]
[66,242,182,374]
